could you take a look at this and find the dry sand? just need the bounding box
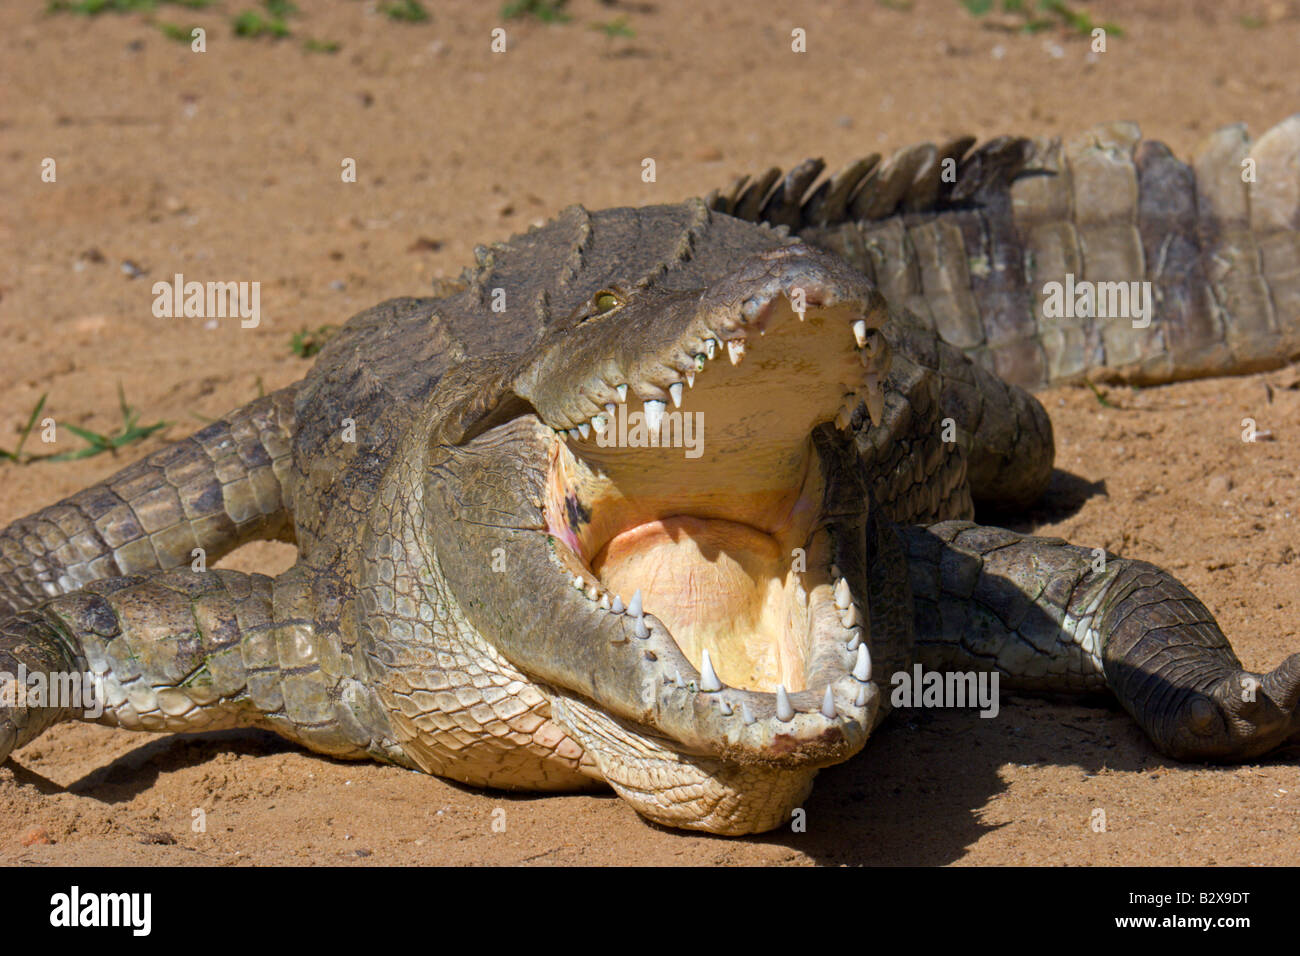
[1,0,1298,865]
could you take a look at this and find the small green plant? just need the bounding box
[960,0,1122,37]
[1,388,168,465]
[591,14,633,37]
[48,0,212,13]
[381,0,429,22]
[1238,13,1265,28]
[290,325,339,358]
[156,20,197,41]
[1085,380,1116,409]
[302,36,340,52]
[48,385,170,462]
[232,8,290,37]
[0,395,50,464]
[502,0,570,23]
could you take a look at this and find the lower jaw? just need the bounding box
[593,514,822,693]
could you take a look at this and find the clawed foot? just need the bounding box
[1168,654,1300,761]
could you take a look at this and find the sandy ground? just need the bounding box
[1,0,1299,866]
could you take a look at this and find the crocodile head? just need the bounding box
[421,202,900,834]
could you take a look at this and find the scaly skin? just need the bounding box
[1,121,1298,835]
[713,116,1300,389]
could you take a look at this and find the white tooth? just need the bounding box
[605,402,617,417]
[559,429,570,442]
[742,701,755,725]
[794,584,807,607]
[699,649,723,692]
[572,574,584,589]
[628,589,643,618]
[669,383,683,408]
[693,354,706,370]
[644,399,665,433]
[705,339,717,360]
[719,699,733,716]
[616,384,628,403]
[634,616,649,639]
[685,370,695,388]
[852,319,868,348]
[578,423,590,440]
[821,686,836,719]
[863,373,884,426]
[841,604,862,629]
[846,630,861,651]
[855,683,869,708]
[834,578,852,610]
[673,669,684,688]
[568,428,581,441]
[795,305,806,322]
[591,414,608,435]
[727,339,745,365]
[853,643,872,682]
[611,594,625,614]
[775,685,794,721]
[835,406,853,431]
[599,593,611,610]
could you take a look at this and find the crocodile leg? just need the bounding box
[0,387,297,617]
[0,565,400,766]
[900,520,1300,760]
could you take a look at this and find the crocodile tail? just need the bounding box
[708,117,1300,390]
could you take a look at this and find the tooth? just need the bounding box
[846,630,861,651]
[699,649,723,692]
[855,683,869,708]
[572,575,584,589]
[852,643,872,682]
[834,578,852,610]
[742,701,755,725]
[727,339,746,365]
[821,686,836,719]
[863,373,884,426]
[644,399,665,433]
[719,699,733,716]
[616,384,628,403]
[634,616,649,639]
[591,414,608,435]
[578,423,590,440]
[605,402,617,417]
[705,339,717,360]
[775,685,794,721]
[694,354,706,371]
[841,604,862,629]
[568,429,581,441]
[628,589,643,618]
[611,594,625,614]
[599,593,611,610]
[853,319,868,348]
[668,383,683,408]
[684,370,695,388]
[835,406,853,431]
[673,669,684,688]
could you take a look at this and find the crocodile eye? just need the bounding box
[593,291,621,314]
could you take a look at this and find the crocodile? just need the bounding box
[2,118,1299,835]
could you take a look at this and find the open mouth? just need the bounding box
[537,249,891,732]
